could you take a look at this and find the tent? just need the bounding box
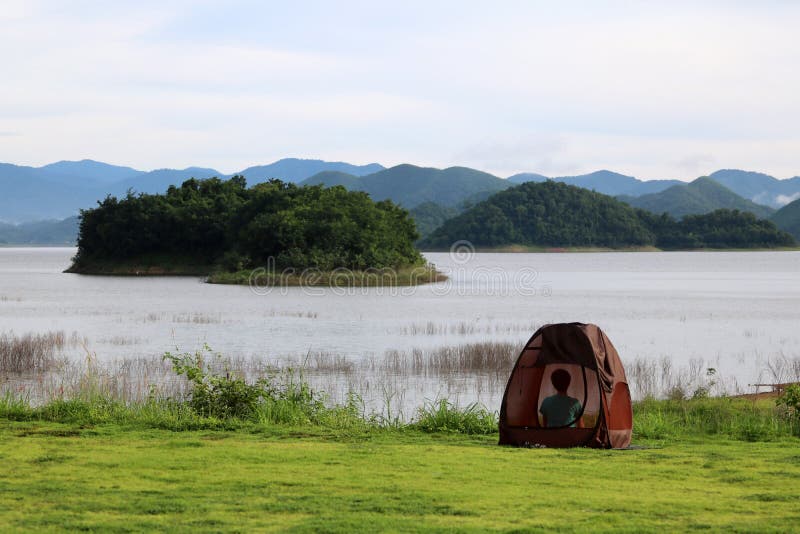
[499,323,632,448]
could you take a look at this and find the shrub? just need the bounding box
[776,384,800,436]
[164,346,275,419]
[776,384,800,419]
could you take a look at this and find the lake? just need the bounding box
[1,247,799,414]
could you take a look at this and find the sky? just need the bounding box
[2,0,800,180]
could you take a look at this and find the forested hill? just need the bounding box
[421,181,654,248]
[620,177,775,219]
[770,197,800,240]
[69,177,425,276]
[419,181,795,250]
[301,164,511,208]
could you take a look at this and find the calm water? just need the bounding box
[1,247,799,407]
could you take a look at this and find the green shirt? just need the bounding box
[539,394,582,427]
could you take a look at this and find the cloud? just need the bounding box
[776,193,800,206]
[2,2,800,179]
[452,135,567,175]
[674,154,716,173]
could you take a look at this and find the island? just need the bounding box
[66,177,445,286]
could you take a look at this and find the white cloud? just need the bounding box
[2,2,800,179]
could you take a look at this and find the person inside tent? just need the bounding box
[540,369,584,428]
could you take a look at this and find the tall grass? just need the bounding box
[2,329,800,441]
[414,399,497,434]
[0,331,84,373]
[633,397,800,441]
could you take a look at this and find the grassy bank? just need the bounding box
[65,257,446,286]
[2,383,799,531]
[2,394,797,441]
[1,419,799,532]
[208,264,447,287]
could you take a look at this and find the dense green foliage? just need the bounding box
[770,197,800,240]
[70,177,423,272]
[640,209,796,249]
[777,384,800,421]
[421,181,795,249]
[622,176,776,219]
[408,201,459,239]
[163,347,275,419]
[421,181,656,248]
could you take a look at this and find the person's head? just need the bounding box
[550,369,571,393]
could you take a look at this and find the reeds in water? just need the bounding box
[0,331,83,373]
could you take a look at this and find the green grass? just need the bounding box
[1,421,799,532]
[208,265,447,287]
[1,394,799,531]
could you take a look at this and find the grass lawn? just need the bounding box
[1,422,799,532]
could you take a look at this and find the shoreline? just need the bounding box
[419,245,800,253]
[64,261,448,286]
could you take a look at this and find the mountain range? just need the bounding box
[508,170,682,197]
[301,164,511,208]
[707,170,800,209]
[2,158,800,245]
[0,158,384,223]
[618,177,776,219]
[0,216,78,245]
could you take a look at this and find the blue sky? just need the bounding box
[2,1,800,180]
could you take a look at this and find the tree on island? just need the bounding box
[70,177,425,275]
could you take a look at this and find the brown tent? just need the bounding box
[499,323,632,449]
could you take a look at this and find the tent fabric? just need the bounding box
[499,323,632,449]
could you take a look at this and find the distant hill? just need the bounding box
[420,181,655,248]
[408,202,460,239]
[770,197,800,240]
[420,181,794,250]
[621,177,775,219]
[708,170,800,209]
[239,158,383,184]
[507,172,549,184]
[0,216,78,245]
[4,158,800,232]
[111,167,226,196]
[302,164,512,208]
[38,160,143,185]
[508,170,681,196]
[557,170,681,196]
[0,163,103,222]
[301,171,366,190]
